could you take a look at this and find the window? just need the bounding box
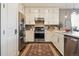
[71,12,79,31]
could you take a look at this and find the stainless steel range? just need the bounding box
[34,18,45,42]
[34,27,45,42]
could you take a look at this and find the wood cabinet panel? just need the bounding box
[64,35,79,56]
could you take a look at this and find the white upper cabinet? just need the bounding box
[46,8,59,25]
[25,8,59,25]
[30,13,35,24]
[31,8,45,18]
[25,8,31,24]
[25,8,35,24]
[39,8,45,18]
[44,9,49,24]
[34,9,39,18]
[25,13,30,24]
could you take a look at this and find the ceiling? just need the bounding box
[23,3,79,9]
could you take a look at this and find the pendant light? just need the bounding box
[64,3,68,31]
[64,16,67,19]
[64,4,67,19]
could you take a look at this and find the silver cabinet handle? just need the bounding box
[15,29,17,34]
[3,30,5,35]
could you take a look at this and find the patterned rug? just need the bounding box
[21,43,61,56]
[25,43,54,56]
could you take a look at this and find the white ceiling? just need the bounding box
[23,3,79,9]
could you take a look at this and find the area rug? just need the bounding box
[25,43,54,56]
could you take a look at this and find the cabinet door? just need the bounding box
[52,33,64,55]
[54,8,59,25]
[52,13,59,25]
[1,3,18,56]
[39,8,45,18]
[51,32,55,44]
[58,34,64,55]
[53,33,59,49]
[48,13,52,25]
[47,8,59,25]
[25,8,35,24]
[30,13,35,24]
[25,31,34,42]
[7,4,18,56]
[33,9,39,18]
[45,31,50,41]
[47,9,53,25]
[25,8,30,24]
[44,9,49,25]
[51,32,56,44]
[64,36,78,56]
[25,13,30,24]
[1,3,8,56]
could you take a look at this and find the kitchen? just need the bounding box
[0,3,79,56]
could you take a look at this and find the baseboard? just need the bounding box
[25,41,52,44]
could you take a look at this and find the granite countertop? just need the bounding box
[55,31,79,39]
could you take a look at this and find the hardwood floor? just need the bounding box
[20,42,62,56]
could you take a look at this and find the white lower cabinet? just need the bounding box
[52,32,64,55]
[56,33,64,55]
[58,34,64,55]
[45,30,53,42]
[45,31,64,55]
[25,30,34,42]
[52,32,59,50]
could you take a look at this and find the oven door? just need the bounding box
[34,32,45,42]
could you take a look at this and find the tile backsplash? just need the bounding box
[25,25,34,30]
[45,25,59,30]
